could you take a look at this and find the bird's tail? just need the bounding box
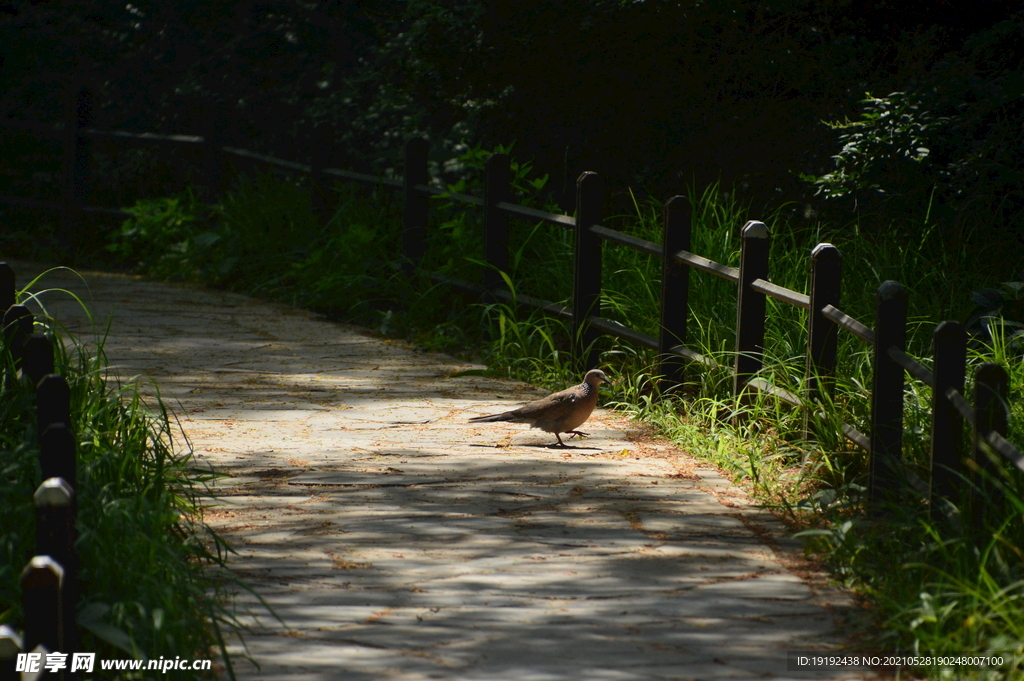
[468,412,515,423]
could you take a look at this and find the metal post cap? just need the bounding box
[741,220,769,238]
[34,478,74,507]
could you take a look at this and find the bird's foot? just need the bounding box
[566,430,589,439]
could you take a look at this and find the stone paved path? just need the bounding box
[18,262,877,680]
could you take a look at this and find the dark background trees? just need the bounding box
[1,0,1021,246]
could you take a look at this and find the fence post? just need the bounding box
[804,244,841,435]
[35,478,78,663]
[36,481,76,562]
[402,137,430,271]
[61,84,92,260]
[0,263,14,311]
[41,424,76,492]
[868,280,908,508]
[972,362,1009,533]
[2,305,33,362]
[202,105,228,197]
[37,374,72,439]
[483,153,511,293]
[733,221,770,397]
[308,124,330,219]
[0,625,23,681]
[20,556,65,657]
[23,334,54,386]
[929,320,966,518]
[658,195,691,387]
[573,171,602,374]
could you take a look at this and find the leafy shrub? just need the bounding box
[428,141,557,277]
[106,191,212,280]
[808,10,1024,238]
[809,91,945,205]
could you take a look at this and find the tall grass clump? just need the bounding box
[0,272,246,679]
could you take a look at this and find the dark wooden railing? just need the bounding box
[0,266,80,673]
[1,86,1020,531]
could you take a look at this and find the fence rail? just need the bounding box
[496,201,576,228]
[822,304,875,345]
[751,278,810,310]
[672,250,740,282]
[1,85,1020,531]
[889,347,934,386]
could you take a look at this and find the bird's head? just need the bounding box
[583,369,609,386]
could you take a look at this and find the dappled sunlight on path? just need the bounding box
[20,263,877,680]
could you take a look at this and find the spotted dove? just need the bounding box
[469,369,609,446]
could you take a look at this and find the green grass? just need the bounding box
[0,270,248,679]
[97,149,1024,679]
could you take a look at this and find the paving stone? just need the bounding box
[15,262,876,681]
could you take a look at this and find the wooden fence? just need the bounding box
[0,263,80,678]
[396,141,1022,528]
[1,86,1021,527]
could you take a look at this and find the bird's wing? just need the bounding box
[512,388,581,422]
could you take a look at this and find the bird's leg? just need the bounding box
[554,433,568,447]
[566,430,589,439]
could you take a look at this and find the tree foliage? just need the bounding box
[809,10,1024,235]
[0,0,1020,237]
